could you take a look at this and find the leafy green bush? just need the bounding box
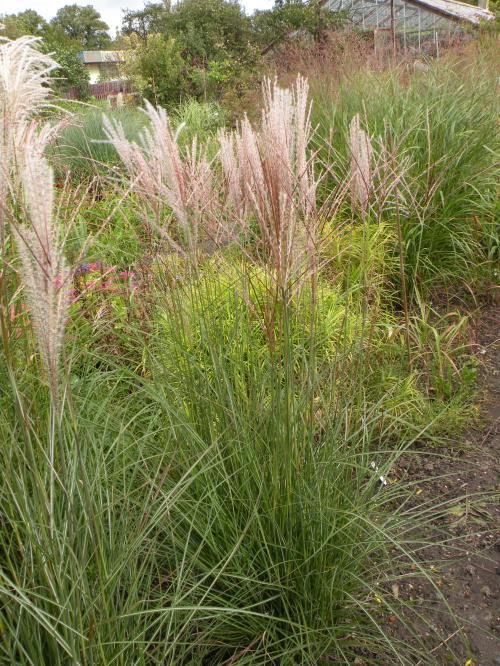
[172,97,224,145]
[42,42,90,97]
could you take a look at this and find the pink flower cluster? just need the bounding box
[72,262,136,301]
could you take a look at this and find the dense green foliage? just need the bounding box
[253,0,344,50]
[124,33,192,105]
[50,3,111,49]
[122,1,170,42]
[0,9,48,39]
[1,4,111,49]
[41,41,90,94]
[120,0,260,106]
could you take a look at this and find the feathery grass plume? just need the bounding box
[0,37,58,248]
[103,101,217,257]
[218,114,262,230]
[0,36,57,124]
[11,150,70,405]
[219,75,319,295]
[349,113,373,214]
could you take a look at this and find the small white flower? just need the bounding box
[371,461,386,485]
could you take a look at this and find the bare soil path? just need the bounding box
[394,307,500,664]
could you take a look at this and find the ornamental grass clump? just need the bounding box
[105,76,347,287]
[310,46,500,284]
[0,40,487,665]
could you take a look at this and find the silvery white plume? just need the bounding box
[218,75,318,291]
[349,114,373,214]
[0,36,58,247]
[0,36,57,129]
[12,152,70,405]
[103,101,216,256]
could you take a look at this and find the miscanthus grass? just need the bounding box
[310,46,500,288]
[0,37,488,665]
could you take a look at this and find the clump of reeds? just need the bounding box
[310,40,500,285]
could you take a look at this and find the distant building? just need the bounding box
[78,51,127,84]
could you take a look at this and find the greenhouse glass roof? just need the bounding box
[321,0,495,32]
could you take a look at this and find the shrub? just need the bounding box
[41,41,90,97]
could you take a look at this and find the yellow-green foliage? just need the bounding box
[156,259,368,370]
[325,220,399,288]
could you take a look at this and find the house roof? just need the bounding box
[79,51,126,64]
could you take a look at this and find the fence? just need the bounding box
[65,81,133,101]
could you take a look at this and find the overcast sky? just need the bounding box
[0,0,274,37]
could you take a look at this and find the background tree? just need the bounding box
[50,4,111,49]
[122,1,170,44]
[0,10,48,39]
[252,0,342,51]
[118,0,258,107]
[121,0,251,63]
[167,0,251,64]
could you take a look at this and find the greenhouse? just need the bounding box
[321,0,495,47]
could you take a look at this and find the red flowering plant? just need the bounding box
[10,302,32,340]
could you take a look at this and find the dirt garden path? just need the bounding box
[392,306,500,664]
